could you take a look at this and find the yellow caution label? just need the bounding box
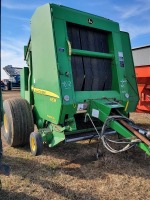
[124,101,129,111]
[31,86,59,98]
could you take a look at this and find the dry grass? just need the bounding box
[1,91,150,200]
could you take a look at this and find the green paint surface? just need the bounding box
[20,4,145,154]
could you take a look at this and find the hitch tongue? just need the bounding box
[119,120,150,147]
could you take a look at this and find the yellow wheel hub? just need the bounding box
[31,137,36,152]
[4,113,9,133]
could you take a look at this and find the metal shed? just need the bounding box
[132,45,150,66]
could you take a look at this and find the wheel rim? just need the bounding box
[4,113,9,134]
[31,137,36,152]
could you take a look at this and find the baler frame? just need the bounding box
[2,3,150,157]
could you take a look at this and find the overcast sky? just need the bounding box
[1,0,150,78]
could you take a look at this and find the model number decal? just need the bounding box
[50,97,57,103]
[62,81,72,89]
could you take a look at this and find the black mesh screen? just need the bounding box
[67,23,112,91]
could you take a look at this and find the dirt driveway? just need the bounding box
[1,90,150,200]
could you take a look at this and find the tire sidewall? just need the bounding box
[2,97,34,147]
[30,133,38,156]
[2,101,14,146]
[30,132,43,156]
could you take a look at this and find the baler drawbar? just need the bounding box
[2,4,150,156]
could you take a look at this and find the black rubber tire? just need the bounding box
[2,97,34,147]
[30,132,43,156]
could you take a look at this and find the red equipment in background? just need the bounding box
[135,65,150,113]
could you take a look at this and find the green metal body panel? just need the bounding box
[22,3,134,125]
[20,4,150,155]
[20,67,29,99]
[30,5,62,125]
[120,32,139,112]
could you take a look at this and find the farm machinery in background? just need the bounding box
[132,45,150,113]
[1,65,22,90]
[135,66,150,113]
[2,4,150,157]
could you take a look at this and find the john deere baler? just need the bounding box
[2,4,150,156]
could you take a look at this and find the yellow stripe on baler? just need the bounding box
[124,101,129,111]
[31,86,59,98]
